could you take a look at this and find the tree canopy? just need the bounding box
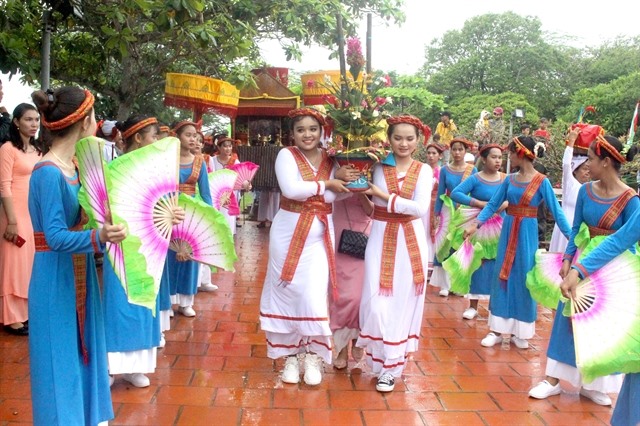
[0,0,404,118]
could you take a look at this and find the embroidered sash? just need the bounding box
[429,180,439,242]
[279,147,337,294]
[593,188,637,233]
[378,161,425,296]
[179,155,203,195]
[34,230,98,364]
[499,173,545,281]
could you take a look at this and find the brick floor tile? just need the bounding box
[420,411,485,425]
[155,385,215,406]
[384,391,442,411]
[454,376,512,392]
[214,388,272,408]
[328,390,388,410]
[403,376,460,392]
[301,409,363,425]
[536,411,608,425]
[0,398,33,422]
[111,402,180,425]
[240,408,301,425]
[489,392,557,412]
[110,384,159,404]
[191,370,247,388]
[273,389,330,409]
[479,411,546,426]
[362,409,425,425]
[176,406,241,425]
[437,392,499,411]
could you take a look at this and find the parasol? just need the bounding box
[164,73,240,121]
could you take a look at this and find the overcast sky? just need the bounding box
[3,0,639,110]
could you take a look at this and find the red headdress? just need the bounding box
[425,142,446,153]
[512,137,536,160]
[387,114,431,138]
[594,135,626,164]
[217,137,240,146]
[170,120,200,136]
[287,108,326,126]
[41,89,95,131]
[449,137,473,149]
[479,143,504,156]
[121,117,158,140]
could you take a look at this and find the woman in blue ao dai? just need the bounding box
[530,135,638,406]
[465,136,571,349]
[28,87,126,425]
[430,138,476,296]
[450,144,506,320]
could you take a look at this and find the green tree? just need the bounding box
[421,12,575,119]
[376,73,445,126]
[0,0,404,119]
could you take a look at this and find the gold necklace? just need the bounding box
[49,149,75,170]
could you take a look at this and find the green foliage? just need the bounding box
[377,74,445,125]
[0,0,404,119]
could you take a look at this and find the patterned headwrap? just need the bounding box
[594,135,626,164]
[425,142,446,153]
[449,137,473,149]
[41,89,95,131]
[216,137,240,146]
[512,137,536,160]
[479,143,504,156]
[170,120,199,136]
[288,108,326,126]
[121,117,158,140]
[387,114,430,138]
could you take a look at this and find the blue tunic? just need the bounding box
[477,174,570,323]
[572,206,640,426]
[434,164,477,268]
[168,160,212,297]
[28,162,113,425]
[450,173,504,296]
[547,184,639,367]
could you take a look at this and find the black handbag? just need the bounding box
[338,229,368,259]
[337,201,370,259]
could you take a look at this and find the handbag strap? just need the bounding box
[343,198,371,234]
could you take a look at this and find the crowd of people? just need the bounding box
[0,82,638,426]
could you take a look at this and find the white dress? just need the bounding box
[259,148,338,364]
[549,146,582,252]
[357,162,433,378]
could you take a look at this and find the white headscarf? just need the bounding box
[571,155,588,173]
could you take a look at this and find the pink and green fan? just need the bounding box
[107,137,181,311]
[76,137,129,292]
[450,206,480,250]
[474,214,503,260]
[443,238,483,295]
[170,193,238,272]
[526,250,567,309]
[570,250,640,383]
[434,195,455,262]
[208,169,240,215]
[229,161,259,190]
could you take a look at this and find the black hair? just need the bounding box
[31,87,90,141]
[520,123,531,131]
[508,136,545,159]
[7,103,43,154]
[479,146,502,159]
[289,114,322,131]
[589,135,637,171]
[440,111,451,118]
[170,120,196,137]
[118,114,158,151]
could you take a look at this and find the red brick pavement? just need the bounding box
[0,222,615,425]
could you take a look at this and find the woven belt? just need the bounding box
[179,183,196,196]
[588,226,614,237]
[506,205,537,217]
[279,197,332,215]
[373,206,417,223]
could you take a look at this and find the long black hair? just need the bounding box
[7,103,43,154]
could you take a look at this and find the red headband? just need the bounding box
[288,108,326,126]
[479,143,504,155]
[159,125,170,133]
[387,114,430,137]
[217,137,240,146]
[170,120,198,136]
[594,135,626,164]
[425,142,446,153]
[121,117,158,140]
[512,137,535,160]
[450,137,473,148]
[41,90,95,131]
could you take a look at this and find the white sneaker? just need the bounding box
[512,336,529,349]
[438,289,449,297]
[481,332,503,347]
[158,333,166,348]
[199,283,219,292]
[529,380,561,399]
[462,307,478,320]
[122,373,150,388]
[580,388,612,406]
[169,309,174,318]
[179,306,196,317]
[281,356,300,384]
[303,354,323,386]
[376,372,395,392]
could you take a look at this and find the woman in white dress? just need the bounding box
[356,114,433,393]
[259,108,354,386]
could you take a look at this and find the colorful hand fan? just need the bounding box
[76,137,129,292]
[208,169,239,211]
[450,206,481,250]
[443,238,483,295]
[526,250,567,309]
[107,137,181,311]
[170,193,238,271]
[570,250,640,383]
[434,195,455,262]
[229,161,259,190]
[474,214,503,260]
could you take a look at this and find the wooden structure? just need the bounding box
[164,73,239,122]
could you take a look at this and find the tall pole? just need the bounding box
[366,13,372,76]
[507,113,514,173]
[336,14,347,100]
[40,10,52,90]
